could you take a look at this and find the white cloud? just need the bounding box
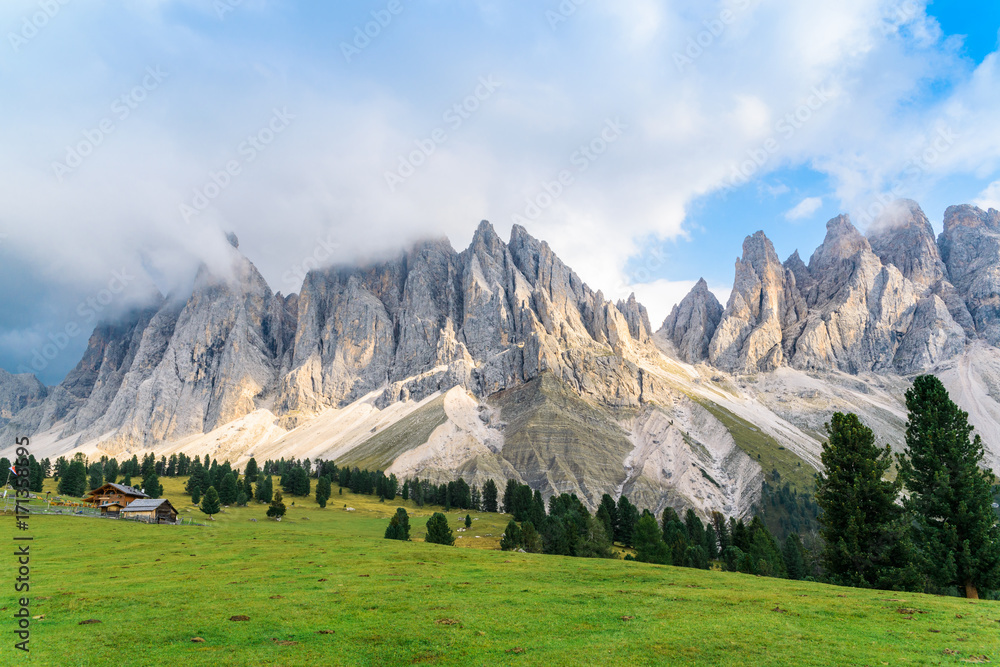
[2,0,1000,355]
[785,196,824,220]
[975,180,1000,210]
[625,278,731,328]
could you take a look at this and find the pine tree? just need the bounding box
[143,472,163,499]
[267,490,287,520]
[502,479,519,514]
[200,486,221,520]
[385,507,411,540]
[244,457,259,484]
[219,473,237,505]
[315,476,332,508]
[255,475,273,504]
[87,462,103,492]
[58,459,88,497]
[616,496,638,547]
[783,533,806,580]
[424,512,454,546]
[482,479,498,513]
[522,520,543,553]
[634,513,669,564]
[816,412,917,590]
[500,519,523,551]
[898,375,1000,599]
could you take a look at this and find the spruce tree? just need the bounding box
[783,533,806,580]
[143,472,163,499]
[244,457,259,484]
[898,375,1000,599]
[424,512,454,546]
[500,519,523,551]
[634,513,669,564]
[616,496,638,547]
[191,485,201,504]
[236,491,248,507]
[219,473,237,505]
[315,476,332,508]
[482,479,498,513]
[267,490,287,520]
[255,475,273,504]
[385,507,411,540]
[816,412,918,590]
[465,514,472,529]
[58,459,88,497]
[200,486,221,520]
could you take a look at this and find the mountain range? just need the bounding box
[4,198,1000,519]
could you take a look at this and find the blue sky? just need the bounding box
[1,0,1000,384]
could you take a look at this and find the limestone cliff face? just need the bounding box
[0,370,46,426]
[939,204,1000,345]
[709,211,968,375]
[708,232,804,373]
[278,221,657,414]
[868,200,974,333]
[658,278,722,363]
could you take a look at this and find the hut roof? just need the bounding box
[85,483,149,499]
[120,498,176,513]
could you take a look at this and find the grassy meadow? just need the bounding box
[2,476,998,666]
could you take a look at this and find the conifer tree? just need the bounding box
[315,476,332,508]
[465,514,472,529]
[500,519,523,551]
[191,485,201,504]
[783,533,806,580]
[816,412,917,590]
[596,504,614,543]
[200,486,221,520]
[600,494,619,541]
[634,513,670,564]
[898,375,1000,599]
[255,475,273,504]
[143,472,163,499]
[522,520,543,553]
[244,457,259,484]
[267,490,287,520]
[424,512,454,545]
[219,472,237,505]
[482,479,498,513]
[616,496,638,547]
[385,507,411,540]
[236,491,248,507]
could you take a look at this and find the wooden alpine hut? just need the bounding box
[119,498,179,524]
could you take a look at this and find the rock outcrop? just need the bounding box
[939,204,1000,345]
[658,278,723,363]
[0,370,46,426]
[708,232,803,373]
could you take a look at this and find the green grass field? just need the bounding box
[3,477,998,666]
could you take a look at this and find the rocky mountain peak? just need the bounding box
[658,278,723,363]
[867,199,946,291]
[808,214,870,274]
